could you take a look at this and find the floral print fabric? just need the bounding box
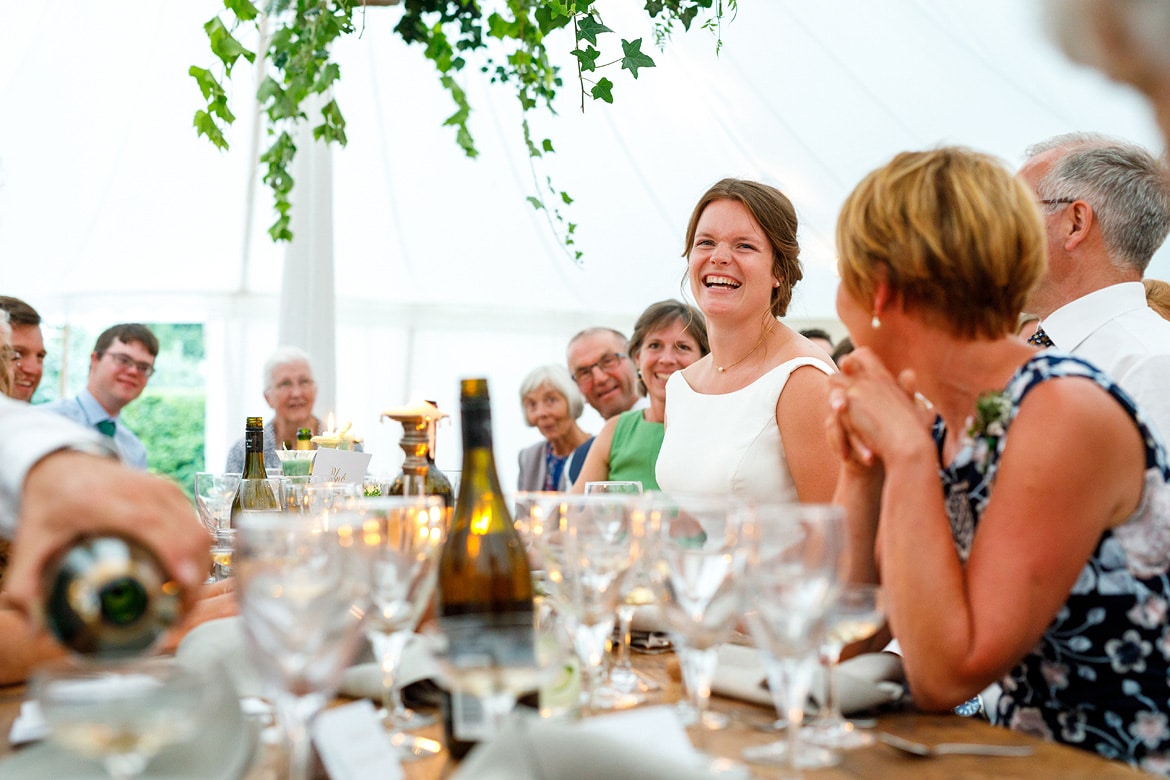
[935,352,1170,774]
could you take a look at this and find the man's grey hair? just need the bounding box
[1026,132,1170,273]
[263,346,314,390]
[566,327,628,364]
[519,364,585,422]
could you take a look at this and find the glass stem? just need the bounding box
[678,645,719,747]
[615,605,634,675]
[820,640,845,725]
[372,630,412,725]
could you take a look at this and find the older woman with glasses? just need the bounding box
[517,364,593,492]
[225,346,326,474]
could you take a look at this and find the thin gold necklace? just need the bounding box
[716,321,775,373]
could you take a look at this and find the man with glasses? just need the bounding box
[0,297,45,403]
[563,327,644,484]
[1017,134,1170,442]
[43,323,158,469]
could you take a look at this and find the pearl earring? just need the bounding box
[871,314,881,329]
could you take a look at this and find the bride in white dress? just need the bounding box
[655,178,839,505]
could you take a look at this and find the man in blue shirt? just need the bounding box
[44,323,158,469]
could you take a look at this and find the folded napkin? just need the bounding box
[452,706,714,780]
[711,644,905,715]
[174,616,442,706]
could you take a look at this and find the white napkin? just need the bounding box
[711,644,905,715]
[336,635,441,699]
[8,701,47,746]
[452,706,713,780]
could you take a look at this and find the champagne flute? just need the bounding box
[650,492,749,755]
[352,495,446,755]
[235,507,371,780]
[802,584,885,749]
[193,472,241,582]
[741,503,845,776]
[32,656,211,780]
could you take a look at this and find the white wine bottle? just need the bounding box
[438,379,535,758]
[232,416,280,522]
[42,536,182,657]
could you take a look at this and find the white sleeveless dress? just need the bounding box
[655,357,835,504]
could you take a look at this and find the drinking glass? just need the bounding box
[32,656,211,780]
[520,493,639,713]
[741,503,845,776]
[650,493,749,740]
[282,480,357,522]
[235,507,371,780]
[193,472,241,582]
[802,584,885,749]
[352,495,446,756]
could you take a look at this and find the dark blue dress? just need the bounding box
[935,353,1170,773]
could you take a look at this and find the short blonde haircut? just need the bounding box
[1145,278,1170,321]
[836,147,1046,340]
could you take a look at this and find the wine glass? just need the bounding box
[802,584,885,750]
[741,503,845,776]
[352,495,446,757]
[282,480,357,521]
[193,472,241,582]
[650,492,749,749]
[234,507,371,780]
[32,656,211,780]
[535,493,640,713]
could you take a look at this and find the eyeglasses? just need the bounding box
[571,352,627,385]
[272,378,316,393]
[103,351,155,377]
[1039,198,1077,207]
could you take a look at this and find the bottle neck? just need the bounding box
[243,427,268,479]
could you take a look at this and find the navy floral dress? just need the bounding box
[935,353,1170,774]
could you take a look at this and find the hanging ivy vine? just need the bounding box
[192,0,735,260]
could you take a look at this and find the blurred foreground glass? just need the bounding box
[352,495,446,758]
[742,503,844,777]
[650,492,750,775]
[802,584,885,750]
[31,657,211,780]
[235,508,370,780]
[193,472,241,582]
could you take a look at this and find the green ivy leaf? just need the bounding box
[591,77,614,103]
[527,196,544,210]
[570,46,600,72]
[620,38,655,78]
[188,66,223,101]
[224,0,259,22]
[204,17,254,71]
[542,138,555,153]
[576,15,612,46]
[192,110,228,150]
[561,191,574,205]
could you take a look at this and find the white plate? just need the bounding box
[0,681,256,780]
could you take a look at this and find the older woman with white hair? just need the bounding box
[225,346,323,474]
[517,364,592,491]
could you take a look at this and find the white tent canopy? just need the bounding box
[2,1,1167,488]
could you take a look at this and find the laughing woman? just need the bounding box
[655,179,839,503]
[572,300,708,492]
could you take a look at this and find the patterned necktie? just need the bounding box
[1027,325,1055,348]
[95,419,116,437]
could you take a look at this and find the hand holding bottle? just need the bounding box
[5,450,210,630]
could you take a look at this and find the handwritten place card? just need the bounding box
[313,699,403,780]
[311,447,372,485]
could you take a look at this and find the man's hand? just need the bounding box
[5,450,211,624]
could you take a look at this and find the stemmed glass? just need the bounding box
[802,584,885,749]
[234,506,371,780]
[741,503,844,776]
[193,472,241,582]
[282,480,357,521]
[352,495,446,757]
[583,481,648,701]
[522,492,640,713]
[31,656,211,780]
[650,492,749,746]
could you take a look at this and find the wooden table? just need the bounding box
[0,650,1143,779]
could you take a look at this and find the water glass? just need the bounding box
[193,472,241,582]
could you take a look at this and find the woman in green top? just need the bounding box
[571,300,708,491]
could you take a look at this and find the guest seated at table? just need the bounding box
[225,346,325,475]
[572,300,708,492]
[1146,278,1170,321]
[517,365,592,492]
[655,178,839,503]
[828,146,1170,771]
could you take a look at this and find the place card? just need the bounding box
[311,447,372,485]
[312,699,403,780]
